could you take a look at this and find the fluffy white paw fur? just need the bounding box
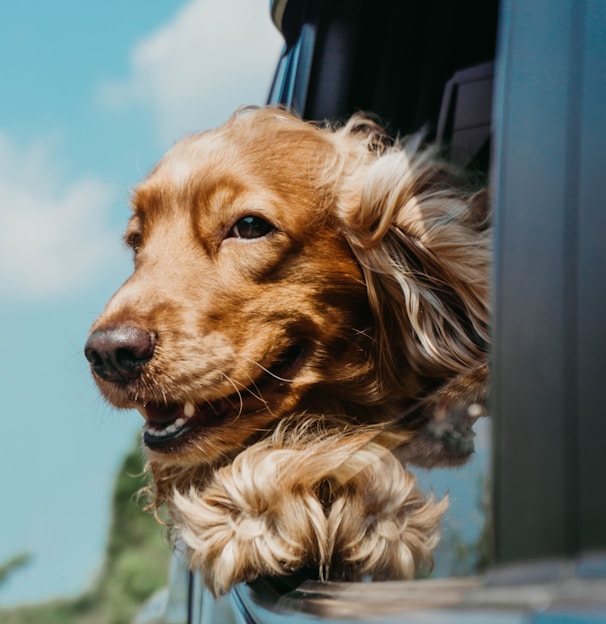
[170,428,447,596]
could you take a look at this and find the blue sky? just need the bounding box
[0,0,282,605]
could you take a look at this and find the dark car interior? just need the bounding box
[270,0,498,170]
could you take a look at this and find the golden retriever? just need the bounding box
[85,107,490,595]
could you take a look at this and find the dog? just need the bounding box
[85,107,490,595]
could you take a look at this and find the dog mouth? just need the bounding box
[139,397,240,449]
[137,344,306,452]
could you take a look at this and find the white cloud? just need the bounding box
[99,0,284,142]
[0,135,123,301]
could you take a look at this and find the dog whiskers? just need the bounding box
[218,371,245,420]
[238,354,297,383]
[240,372,271,407]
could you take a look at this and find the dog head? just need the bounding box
[85,107,490,474]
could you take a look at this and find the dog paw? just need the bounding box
[170,435,448,594]
[171,445,329,596]
[327,446,448,580]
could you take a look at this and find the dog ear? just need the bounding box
[339,147,491,387]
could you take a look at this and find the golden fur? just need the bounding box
[85,107,490,595]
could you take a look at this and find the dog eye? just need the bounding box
[229,216,274,240]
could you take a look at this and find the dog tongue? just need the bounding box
[145,403,182,425]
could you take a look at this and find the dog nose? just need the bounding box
[84,326,155,382]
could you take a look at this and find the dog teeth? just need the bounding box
[145,417,187,438]
[140,401,196,440]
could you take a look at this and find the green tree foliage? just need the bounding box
[0,554,32,587]
[0,439,171,624]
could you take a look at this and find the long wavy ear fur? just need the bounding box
[336,120,491,389]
